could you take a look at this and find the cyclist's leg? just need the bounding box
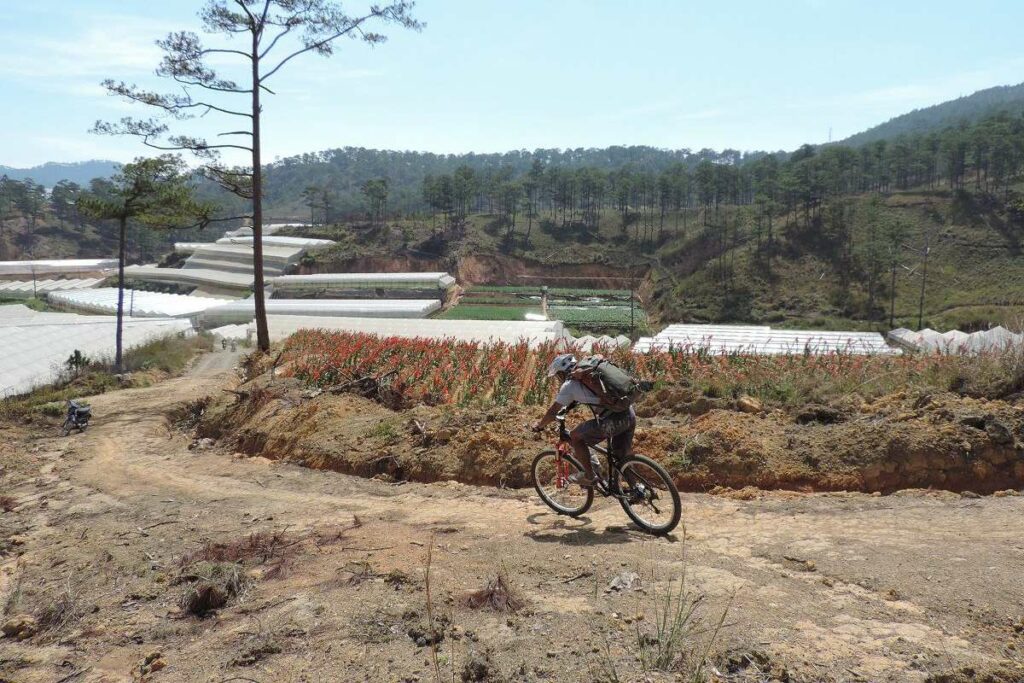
[608,407,637,462]
[569,419,604,481]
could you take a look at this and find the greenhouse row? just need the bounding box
[888,326,1024,354]
[214,236,335,250]
[0,278,104,297]
[267,272,457,292]
[49,289,232,318]
[633,324,897,355]
[123,265,256,292]
[263,315,569,347]
[0,259,117,277]
[0,305,192,398]
[197,298,442,326]
[179,243,308,276]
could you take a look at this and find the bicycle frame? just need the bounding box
[553,407,621,497]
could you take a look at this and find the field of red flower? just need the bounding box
[278,330,1006,408]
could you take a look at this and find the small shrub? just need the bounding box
[461,571,526,613]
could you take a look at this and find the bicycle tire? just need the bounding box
[614,454,681,535]
[531,449,594,517]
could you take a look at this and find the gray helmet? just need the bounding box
[547,353,577,377]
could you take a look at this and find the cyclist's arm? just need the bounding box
[533,400,576,431]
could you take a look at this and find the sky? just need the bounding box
[2,0,1024,168]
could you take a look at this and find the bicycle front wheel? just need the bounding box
[616,455,681,535]
[531,450,594,517]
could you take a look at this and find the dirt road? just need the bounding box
[2,356,1023,682]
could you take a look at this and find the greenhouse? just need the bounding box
[214,236,335,250]
[178,243,307,276]
[123,265,255,292]
[198,298,442,326]
[888,326,1024,354]
[0,259,117,277]
[49,288,232,318]
[268,272,457,292]
[0,306,192,397]
[634,324,897,355]
[263,315,569,347]
[0,278,104,298]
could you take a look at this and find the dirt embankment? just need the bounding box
[198,375,1024,495]
[302,252,644,289]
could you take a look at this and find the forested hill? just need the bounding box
[0,160,120,187]
[839,82,1024,147]
[261,145,773,217]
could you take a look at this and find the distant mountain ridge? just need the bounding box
[838,82,1024,146]
[0,160,120,187]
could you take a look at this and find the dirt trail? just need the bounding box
[1,356,1023,682]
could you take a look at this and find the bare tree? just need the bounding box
[95,0,421,351]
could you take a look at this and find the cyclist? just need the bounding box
[531,353,636,488]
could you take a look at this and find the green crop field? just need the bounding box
[435,304,543,321]
[548,305,641,326]
[472,285,632,298]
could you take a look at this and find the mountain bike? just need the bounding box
[530,404,681,535]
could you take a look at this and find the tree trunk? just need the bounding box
[115,215,127,372]
[252,34,269,351]
[889,263,897,328]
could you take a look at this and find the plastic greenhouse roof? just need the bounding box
[0,278,104,296]
[198,299,442,326]
[0,308,193,397]
[262,315,568,347]
[123,265,255,290]
[48,288,232,318]
[0,259,117,276]
[634,324,897,355]
[268,272,456,289]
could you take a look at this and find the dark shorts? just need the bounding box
[572,407,636,459]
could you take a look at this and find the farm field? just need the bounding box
[443,284,647,334]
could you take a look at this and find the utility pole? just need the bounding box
[917,230,931,330]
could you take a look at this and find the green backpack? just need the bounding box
[570,355,642,412]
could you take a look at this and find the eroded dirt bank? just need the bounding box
[2,357,1024,682]
[200,375,1024,495]
[304,252,642,288]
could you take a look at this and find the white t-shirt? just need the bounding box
[554,379,602,407]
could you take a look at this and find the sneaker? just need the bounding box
[568,471,599,488]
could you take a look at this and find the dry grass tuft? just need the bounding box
[178,561,248,616]
[179,531,296,567]
[461,571,527,613]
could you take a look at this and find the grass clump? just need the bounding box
[177,561,249,616]
[461,570,527,613]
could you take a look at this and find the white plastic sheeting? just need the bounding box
[180,243,306,277]
[268,272,456,291]
[262,315,568,348]
[209,324,252,341]
[888,326,1024,354]
[571,334,632,353]
[49,288,231,318]
[123,265,255,291]
[214,236,334,250]
[0,307,193,397]
[634,324,897,355]
[0,278,103,298]
[198,299,442,326]
[0,259,117,276]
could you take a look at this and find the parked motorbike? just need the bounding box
[61,400,91,436]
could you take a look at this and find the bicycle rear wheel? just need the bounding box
[615,455,681,535]
[531,450,594,517]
